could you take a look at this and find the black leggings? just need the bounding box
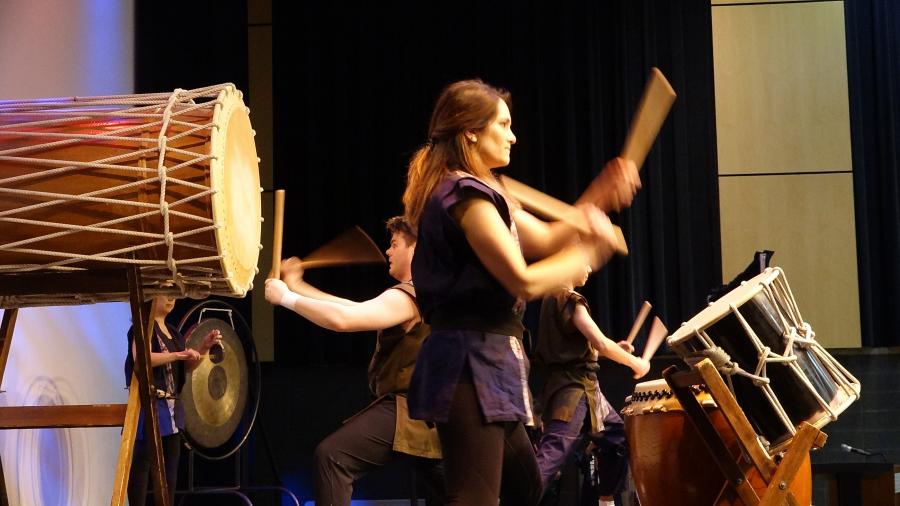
[128,433,181,506]
[437,378,541,505]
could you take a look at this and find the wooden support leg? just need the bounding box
[0,309,18,390]
[0,308,17,506]
[111,374,142,506]
[124,266,170,506]
[759,423,824,506]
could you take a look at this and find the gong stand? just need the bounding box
[173,302,299,506]
[662,359,827,506]
[0,266,171,506]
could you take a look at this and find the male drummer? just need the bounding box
[264,217,443,506]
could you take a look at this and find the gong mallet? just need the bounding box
[499,175,628,256]
[641,316,669,362]
[268,189,285,279]
[624,300,653,345]
[579,67,677,209]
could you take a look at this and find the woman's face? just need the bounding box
[154,295,176,316]
[473,98,516,170]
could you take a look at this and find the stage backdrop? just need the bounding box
[0,0,134,504]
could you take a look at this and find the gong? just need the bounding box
[181,317,249,450]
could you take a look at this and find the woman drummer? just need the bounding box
[403,79,639,505]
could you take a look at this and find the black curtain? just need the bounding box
[273,0,720,365]
[844,0,900,347]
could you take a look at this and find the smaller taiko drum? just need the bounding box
[622,379,811,506]
[667,267,860,452]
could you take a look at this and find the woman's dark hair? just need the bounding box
[402,79,511,228]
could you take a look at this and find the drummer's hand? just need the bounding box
[633,357,651,379]
[596,157,640,212]
[265,278,290,305]
[201,329,222,351]
[617,340,635,354]
[177,348,201,362]
[280,257,304,285]
[577,204,616,269]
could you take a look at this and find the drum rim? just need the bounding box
[668,267,782,345]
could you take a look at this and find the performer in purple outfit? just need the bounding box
[402,79,640,505]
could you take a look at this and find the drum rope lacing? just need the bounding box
[681,269,862,441]
[0,85,240,300]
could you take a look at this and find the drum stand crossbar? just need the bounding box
[663,359,827,506]
[0,266,172,506]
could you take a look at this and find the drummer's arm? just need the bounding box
[571,304,649,379]
[289,280,356,306]
[512,208,579,260]
[266,278,417,332]
[131,341,198,368]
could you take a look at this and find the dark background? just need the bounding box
[135,1,900,503]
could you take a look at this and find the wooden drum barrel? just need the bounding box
[0,84,261,306]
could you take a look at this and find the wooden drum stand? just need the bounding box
[662,359,827,506]
[0,267,172,506]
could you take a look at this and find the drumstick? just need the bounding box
[269,189,285,279]
[578,68,676,209]
[624,301,652,345]
[300,226,387,269]
[641,316,668,362]
[621,67,677,170]
[499,175,628,256]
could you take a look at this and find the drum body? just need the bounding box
[668,268,859,450]
[0,84,261,306]
[623,379,812,506]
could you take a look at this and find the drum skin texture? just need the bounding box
[624,387,812,506]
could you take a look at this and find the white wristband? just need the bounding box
[279,291,300,310]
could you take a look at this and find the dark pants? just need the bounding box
[535,395,590,491]
[128,433,181,506]
[314,396,444,506]
[536,393,629,502]
[437,379,541,506]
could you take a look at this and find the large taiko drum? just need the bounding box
[667,267,860,452]
[0,84,261,307]
[622,379,812,506]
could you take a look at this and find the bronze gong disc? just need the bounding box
[181,317,248,449]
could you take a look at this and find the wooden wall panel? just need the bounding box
[712,1,851,174]
[712,0,860,347]
[719,174,860,348]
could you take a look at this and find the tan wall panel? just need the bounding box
[248,0,274,361]
[253,191,275,361]
[712,2,851,174]
[712,0,830,4]
[719,173,860,348]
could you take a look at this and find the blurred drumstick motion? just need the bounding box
[620,68,677,170]
[499,175,628,256]
[268,189,285,279]
[579,67,676,209]
[641,316,668,362]
[299,226,386,269]
[625,301,653,345]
